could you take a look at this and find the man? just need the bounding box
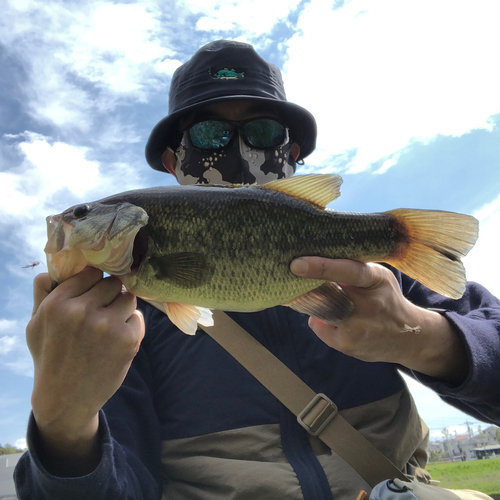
[14,40,500,500]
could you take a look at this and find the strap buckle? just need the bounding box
[297,393,338,437]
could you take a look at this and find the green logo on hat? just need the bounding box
[212,68,245,80]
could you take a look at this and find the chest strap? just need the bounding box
[201,310,408,488]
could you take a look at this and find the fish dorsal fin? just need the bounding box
[260,174,343,208]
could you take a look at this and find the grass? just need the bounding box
[426,457,500,496]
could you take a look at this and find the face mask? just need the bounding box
[173,134,296,185]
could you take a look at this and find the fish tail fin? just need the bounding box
[384,209,478,299]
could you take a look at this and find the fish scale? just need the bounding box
[44,174,478,334]
[108,189,410,307]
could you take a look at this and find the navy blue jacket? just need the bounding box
[14,271,500,499]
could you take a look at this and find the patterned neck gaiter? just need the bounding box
[173,133,296,185]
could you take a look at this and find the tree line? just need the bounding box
[0,443,25,455]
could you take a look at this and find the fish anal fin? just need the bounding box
[144,301,213,335]
[149,252,213,288]
[285,282,354,323]
[261,174,343,208]
[385,209,479,299]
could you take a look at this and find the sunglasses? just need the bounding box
[183,117,289,151]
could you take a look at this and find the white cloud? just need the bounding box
[284,0,500,173]
[472,193,500,222]
[15,438,27,450]
[0,132,101,218]
[0,132,145,267]
[0,319,19,357]
[0,396,19,408]
[4,357,34,378]
[85,3,162,57]
[185,0,302,35]
[463,193,500,298]
[18,134,101,196]
[196,16,235,32]
[155,58,184,76]
[1,131,144,210]
[0,318,32,377]
[77,3,171,97]
[373,152,402,175]
[0,336,16,356]
[0,320,18,333]
[1,0,177,130]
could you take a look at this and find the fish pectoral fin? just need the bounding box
[164,302,214,335]
[149,252,213,288]
[260,174,343,208]
[285,282,354,324]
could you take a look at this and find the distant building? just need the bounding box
[430,425,500,461]
[473,445,500,460]
[0,453,22,500]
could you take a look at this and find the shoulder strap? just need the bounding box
[201,310,408,488]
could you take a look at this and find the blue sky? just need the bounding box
[1,0,500,449]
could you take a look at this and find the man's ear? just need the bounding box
[291,143,300,161]
[161,148,177,176]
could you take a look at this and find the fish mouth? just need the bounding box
[131,228,148,272]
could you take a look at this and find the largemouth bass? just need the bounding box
[45,174,478,334]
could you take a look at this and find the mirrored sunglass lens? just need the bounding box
[189,121,232,149]
[244,119,284,148]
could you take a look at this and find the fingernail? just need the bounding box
[290,258,309,276]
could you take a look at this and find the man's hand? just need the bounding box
[291,257,469,384]
[26,267,145,476]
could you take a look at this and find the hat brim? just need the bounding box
[145,95,317,172]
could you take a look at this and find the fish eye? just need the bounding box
[73,204,90,218]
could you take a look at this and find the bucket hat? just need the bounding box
[145,40,317,172]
